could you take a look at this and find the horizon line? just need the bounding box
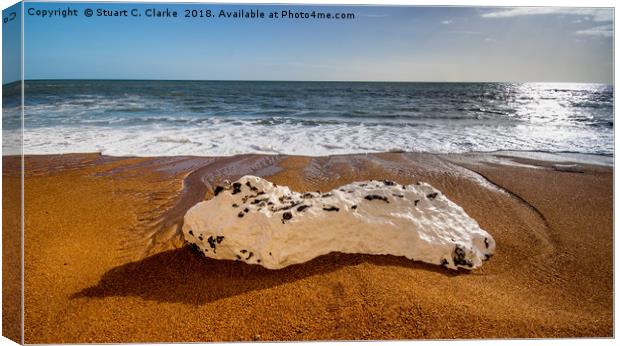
[3,78,613,86]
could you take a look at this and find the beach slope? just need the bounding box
[7,152,612,342]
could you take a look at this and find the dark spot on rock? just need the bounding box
[321,193,332,198]
[339,189,345,192]
[238,212,244,218]
[282,211,293,221]
[188,230,194,236]
[414,200,420,206]
[244,208,249,213]
[426,192,438,199]
[484,237,490,249]
[256,191,265,196]
[454,246,465,260]
[453,245,473,268]
[323,206,340,212]
[216,236,224,243]
[269,252,272,256]
[364,194,389,203]
[245,181,259,192]
[303,192,314,199]
[191,243,202,253]
[383,180,396,186]
[244,182,258,192]
[214,186,224,196]
[236,255,241,260]
[198,235,203,241]
[274,201,302,212]
[440,258,449,267]
[297,205,310,212]
[190,243,201,253]
[393,193,404,198]
[207,236,218,250]
[246,252,254,260]
[267,201,274,205]
[240,250,247,254]
[351,205,357,209]
[484,254,492,261]
[232,182,242,194]
[251,198,269,205]
[257,259,261,263]
[232,203,239,208]
[402,185,407,190]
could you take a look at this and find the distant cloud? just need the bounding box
[484,37,497,42]
[358,13,388,18]
[481,7,613,22]
[575,24,614,37]
[441,19,452,24]
[448,30,484,35]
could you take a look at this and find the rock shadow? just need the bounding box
[71,246,460,305]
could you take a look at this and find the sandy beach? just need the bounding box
[3,151,613,342]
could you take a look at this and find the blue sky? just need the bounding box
[5,2,615,83]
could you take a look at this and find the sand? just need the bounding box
[2,152,613,342]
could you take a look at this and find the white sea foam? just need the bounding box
[12,119,614,157]
[182,176,496,270]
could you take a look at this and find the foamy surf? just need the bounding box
[182,175,495,270]
[4,81,613,157]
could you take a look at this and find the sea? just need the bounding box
[1,80,614,157]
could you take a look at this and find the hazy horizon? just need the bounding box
[4,78,615,85]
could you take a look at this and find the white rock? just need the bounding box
[182,175,495,270]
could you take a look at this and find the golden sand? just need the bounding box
[2,152,612,342]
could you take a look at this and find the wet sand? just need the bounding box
[3,152,613,342]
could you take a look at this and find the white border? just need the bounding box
[0,1,616,346]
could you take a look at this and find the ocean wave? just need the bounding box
[9,80,613,157]
[14,119,614,157]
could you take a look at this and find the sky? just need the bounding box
[3,2,615,83]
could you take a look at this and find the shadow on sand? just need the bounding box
[71,246,460,305]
